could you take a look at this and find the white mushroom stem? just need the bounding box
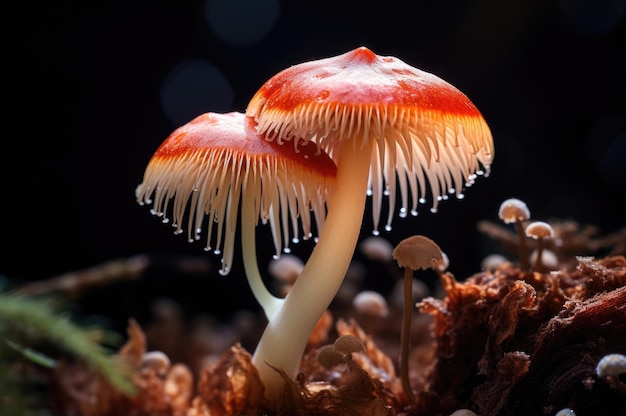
[240,183,284,320]
[252,139,373,402]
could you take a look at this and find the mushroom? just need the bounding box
[525,220,554,272]
[392,235,445,404]
[498,198,531,271]
[135,112,336,319]
[246,47,494,402]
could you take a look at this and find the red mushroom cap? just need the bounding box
[136,111,336,274]
[247,46,494,229]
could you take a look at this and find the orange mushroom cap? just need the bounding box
[244,48,494,398]
[247,46,494,231]
[136,111,336,275]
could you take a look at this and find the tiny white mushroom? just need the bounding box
[596,353,626,378]
[481,253,509,271]
[525,221,555,272]
[141,350,171,377]
[359,236,394,262]
[268,253,304,296]
[353,290,389,318]
[529,248,559,271]
[498,198,530,223]
[498,198,531,271]
[449,410,478,416]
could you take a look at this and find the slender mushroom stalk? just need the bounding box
[246,46,494,402]
[392,235,445,405]
[498,198,531,271]
[135,112,336,320]
[525,221,554,272]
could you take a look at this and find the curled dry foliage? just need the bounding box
[418,256,626,416]
[188,344,264,416]
[52,319,194,416]
[45,217,626,416]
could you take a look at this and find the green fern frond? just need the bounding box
[0,292,135,396]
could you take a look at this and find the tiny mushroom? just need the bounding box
[525,220,554,272]
[267,253,304,296]
[595,353,626,378]
[392,235,445,404]
[498,198,531,271]
[352,290,389,318]
[136,112,336,319]
[246,46,494,402]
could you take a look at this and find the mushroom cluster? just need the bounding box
[136,46,495,406]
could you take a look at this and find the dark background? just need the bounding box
[4,0,626,329]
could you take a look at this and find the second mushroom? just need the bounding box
[246,46,495,403]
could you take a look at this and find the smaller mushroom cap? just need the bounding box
[392,235,444,271]
[498,198,530,224]
[135,112,336,275]
[525,221,554,239]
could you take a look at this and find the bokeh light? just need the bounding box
[584,113,626,192]
[204,0,280,47]
[557,0,626,35]
[160,59,234,126]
